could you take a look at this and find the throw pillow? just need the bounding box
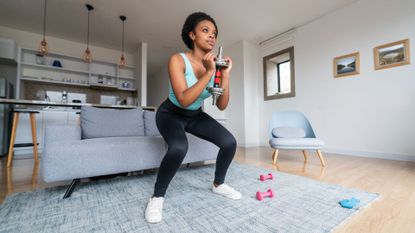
[272,127,306,138]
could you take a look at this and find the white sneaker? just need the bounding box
[212,184,242,200]
[145,197,164,223]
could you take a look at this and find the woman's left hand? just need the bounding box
[221,56,232,74]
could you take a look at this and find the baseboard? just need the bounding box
[322,148,415,162]
[238,142,262,148]
[242,143,415,162]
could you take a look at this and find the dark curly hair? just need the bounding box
[181,12,218,50]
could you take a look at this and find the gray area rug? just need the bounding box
[0,162,379,233]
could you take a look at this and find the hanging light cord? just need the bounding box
[87,8,90,48]
[43,0,47,40]
[121,20,125,55]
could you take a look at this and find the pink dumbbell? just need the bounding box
[260,173,273,181]
[256,189,274,201]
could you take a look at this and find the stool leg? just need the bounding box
[7,166,12,195]
[31,162,39,189]
[7,112,19,168]
[29,113,39,164]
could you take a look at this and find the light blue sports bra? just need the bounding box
[168,53,214,110]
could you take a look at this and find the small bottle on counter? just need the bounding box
[62,90,68,104]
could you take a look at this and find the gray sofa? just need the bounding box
[40,106,219,198]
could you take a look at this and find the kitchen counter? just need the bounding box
[0,98,156,110]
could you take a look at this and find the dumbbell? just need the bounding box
[259,173,273,181]
[256,189,274,201]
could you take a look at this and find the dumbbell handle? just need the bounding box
[260,173,273,181]
[256,189,274,201]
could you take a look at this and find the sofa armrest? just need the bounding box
[45,124,82,144]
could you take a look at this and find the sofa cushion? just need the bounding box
[80,106,144,139]
[41,136,166,182]
[272,127,306,138]
[269,138,324,149]
[144,110,160,136]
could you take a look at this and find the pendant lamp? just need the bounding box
[83,4,94,63]
[38,0,48,55]
[118,15,127,68]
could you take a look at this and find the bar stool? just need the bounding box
[7,109,40,167]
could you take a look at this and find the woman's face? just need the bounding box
[190,20,217,51]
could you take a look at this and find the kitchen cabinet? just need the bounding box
[67,111,80,125]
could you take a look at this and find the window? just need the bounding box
[263,47,295,100]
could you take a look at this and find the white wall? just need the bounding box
[135,42,147,106]
[222,41,246,145]
[258,0,415,161]
[243,41,261,146]
[148,65,169,107]
[203,40,260,147]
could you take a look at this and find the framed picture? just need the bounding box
[374,39,410,70]
[333,52,360,78]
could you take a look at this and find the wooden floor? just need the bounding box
[1,147,415,233]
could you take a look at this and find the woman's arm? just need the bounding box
[168,53,215,108]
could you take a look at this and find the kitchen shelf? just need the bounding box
[120,65,136,69]
[21,62,90,75]
[90,72,117,78]
[118,75,135,80]
[17,47,139,97]
[21,77,90,87]
[118,87,137,92]
[90,83,119,90]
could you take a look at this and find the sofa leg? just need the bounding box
[63,179,80,199]
[186,163,190,168]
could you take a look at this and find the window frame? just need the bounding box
[263,46,295,100]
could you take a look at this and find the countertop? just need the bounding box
[0,98,156,110]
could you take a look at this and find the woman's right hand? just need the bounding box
[202,52,216,74]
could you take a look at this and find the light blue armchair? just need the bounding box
[269,111,326,166]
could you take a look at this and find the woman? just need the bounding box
[145,12,241,224]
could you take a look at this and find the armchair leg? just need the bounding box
[316,150,326,167]
[63,179,80,199]
[272,149,279,165]
[302,150,308,162]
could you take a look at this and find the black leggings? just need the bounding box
[153,99,237,197]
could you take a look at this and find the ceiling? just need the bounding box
[0,0,359,75]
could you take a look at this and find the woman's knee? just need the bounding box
[221,134,237,151]
[167,141,188,159]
